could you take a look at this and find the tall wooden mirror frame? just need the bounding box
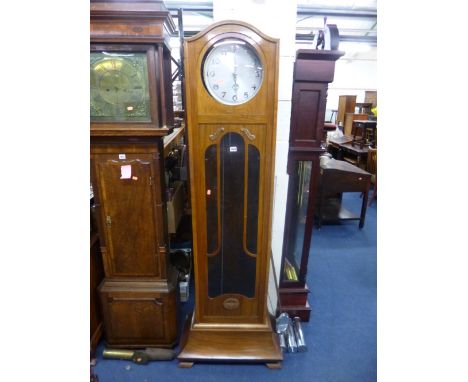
[178,20,283,368]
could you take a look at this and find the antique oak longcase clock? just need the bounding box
[90,1,178,348]
[177,21,282,368]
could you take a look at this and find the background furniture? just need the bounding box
[367,147,377,206]
[279,49,343,322]
[316,159,371,229]
[351,119,377,148]
[328,136,369,168]
[337,95,356,127]
[90,1,178,348]
[364,90,377,108]
[355,102,373,114]
[343,112,368,136]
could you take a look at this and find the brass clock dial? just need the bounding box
[90,52,151,122]
[202,39,263,105]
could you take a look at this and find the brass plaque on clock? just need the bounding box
[90,52,151,122]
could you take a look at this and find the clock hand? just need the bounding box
[232,48,239,92]
[232,73,239,92]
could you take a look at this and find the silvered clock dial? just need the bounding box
[90,52,151,122]
[202,39,263,105]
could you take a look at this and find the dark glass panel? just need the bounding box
[283,161,312,282]
[208,133,256,298]
[246,145,260,254]
[205,145,218,254]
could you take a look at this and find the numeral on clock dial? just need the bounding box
[202,39,263,105]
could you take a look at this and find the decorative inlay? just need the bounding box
[209,127,225,141]
[223,297,240,310]
[240,127,256,141]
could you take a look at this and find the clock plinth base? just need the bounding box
[178,314,283,367]
[279,284,312,321]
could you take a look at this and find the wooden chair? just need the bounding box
[366,147,377,206]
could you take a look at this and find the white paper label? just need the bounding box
[120,165,132,179]
[229,146,237,152]
[119,154,126,160]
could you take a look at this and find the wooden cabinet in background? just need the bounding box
[364,90,377,108]
[337,95,356,127]
[343,112,368,136]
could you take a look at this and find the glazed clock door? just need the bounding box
[200,125,263,320]
[94,154,161,278]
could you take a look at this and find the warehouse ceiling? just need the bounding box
[164,0,377,59]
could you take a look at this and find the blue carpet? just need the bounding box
[93,191,376,382]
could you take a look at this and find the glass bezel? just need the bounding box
[201,38,264,106]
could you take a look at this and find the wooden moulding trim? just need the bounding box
[99,279,177,292]
[296,49,345,61]
[279,285,311,294]
[90,127,170,137]
[90,2,177,33]
[90,36,169,44]
[185,19,279,44]
[90,322,103,350]
[191,322,271,331]
[289,146,326,153]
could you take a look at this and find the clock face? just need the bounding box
[90,52,151,122]
[202,39,263,105]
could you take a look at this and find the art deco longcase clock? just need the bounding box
[90,1,178,348]
[177,21,282,368]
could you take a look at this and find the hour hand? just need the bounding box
[232,73,239,92]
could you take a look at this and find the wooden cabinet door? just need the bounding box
[289,81,328,149]
[94,155,161,277]
[103,293,166,345]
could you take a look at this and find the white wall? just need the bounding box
[213,0,297,314]
[294,42,377,111]
[327,58,377,110]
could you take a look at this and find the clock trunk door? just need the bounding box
[197,125,265,322]
[95,156,160,277]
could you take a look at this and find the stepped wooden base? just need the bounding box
[279,301,311,322]
[178,314,283,368]
[279,284,312,321]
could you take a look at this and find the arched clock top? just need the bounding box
[185,19,279,45]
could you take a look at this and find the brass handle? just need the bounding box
[106,215,112,227]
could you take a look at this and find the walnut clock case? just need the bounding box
[90,1,178,348]
[177,20,282,368]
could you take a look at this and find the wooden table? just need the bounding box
[328,135,369,168]
[315,159,371,229]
